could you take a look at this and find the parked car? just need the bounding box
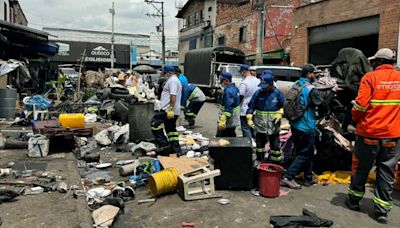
[249,65,302,95]
[249,65,302,82]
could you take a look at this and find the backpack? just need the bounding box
[283,82,311,122]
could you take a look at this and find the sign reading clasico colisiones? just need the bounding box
[85,46,116,63]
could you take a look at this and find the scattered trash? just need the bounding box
[27,134,49,157]
[113,124,129,144]
[111,186,135,200]
[87,187,112,204]
[0,189,19,203]
[7,162,15,168]
[251,189,260,196]
[270,208,334,227]
[101,197,125,210]
[92,205,120,227]
[130,142,157,155]
[84,113,98,123]
[192,144,200,150]
[115,160,136,166]
[58,182,68,193]
[217,198,230,205]
[23,186,44,195]
[84,171,112,185]
[279,189,291,197]
[186,151,195,158]
[181,222,195,227]
[177,126,186,132]
[138,198,156,204]
[119,164,136,177]
[96,163,112,169]
[304,204,316,208]
[95,129,112,146]
[0,168,11,177]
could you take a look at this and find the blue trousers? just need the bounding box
[285,128,315,181]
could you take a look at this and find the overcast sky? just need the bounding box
[19,0,187,51]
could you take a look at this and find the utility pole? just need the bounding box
[110,2,115,69]
[145,0,166,66]
[255,0,265,66]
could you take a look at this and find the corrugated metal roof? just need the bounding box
[0,20,48,37]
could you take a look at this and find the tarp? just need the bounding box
[0,59,31,82]
[330,48,373,93]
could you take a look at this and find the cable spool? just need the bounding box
[148,168,179,196]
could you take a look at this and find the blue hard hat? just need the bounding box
[163,65,174,73]
[239,64,250,72]
[259,70,274,89]
[220,71,232,81]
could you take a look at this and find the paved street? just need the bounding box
[115,102,400,228]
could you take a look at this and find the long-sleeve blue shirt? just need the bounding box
[181,83,196,106]
[247,87,285,114]
[220,83,240,116]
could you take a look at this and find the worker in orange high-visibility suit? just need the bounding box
[346,48,400,224]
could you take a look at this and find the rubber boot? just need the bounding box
[188,118,195,127]
[256,152,266,162]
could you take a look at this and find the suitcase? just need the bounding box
[209,137,253,190]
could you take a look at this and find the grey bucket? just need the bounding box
[128,103,155,142]
[0,89,17,119]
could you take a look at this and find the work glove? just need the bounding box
[166,106,174,119]
[246,114,255,128]
[274,108,284,124]
[218,114,227,130]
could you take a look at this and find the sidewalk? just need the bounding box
[0,150,92,228]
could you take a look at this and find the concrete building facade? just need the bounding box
[176,0,217,65]
[290,0,400,66]
[1,0,27,25]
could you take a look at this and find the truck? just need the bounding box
[184,47,246,99]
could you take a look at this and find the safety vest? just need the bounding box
[352,64,400,138]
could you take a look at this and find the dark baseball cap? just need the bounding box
[163,65,174,73]
[301,64,317,76]
[239,64,250,72]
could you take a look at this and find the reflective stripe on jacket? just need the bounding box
[181,84,206,106]
[352,64,400,138]
[219,83,240,128]
[247,88,285,134]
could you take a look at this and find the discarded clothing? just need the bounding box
[0,189,19,203]
[270,208,333,228]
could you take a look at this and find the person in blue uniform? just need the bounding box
[247,70,285,162]
[216,72,240,137]
[181,83,206,127]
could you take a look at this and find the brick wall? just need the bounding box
[215,0,294,56]
[291,0,400,65]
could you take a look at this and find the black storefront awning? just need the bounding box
[0,20,58,59]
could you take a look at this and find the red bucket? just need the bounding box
[257,163,284,198]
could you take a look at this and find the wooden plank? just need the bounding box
[157,156,209,174]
